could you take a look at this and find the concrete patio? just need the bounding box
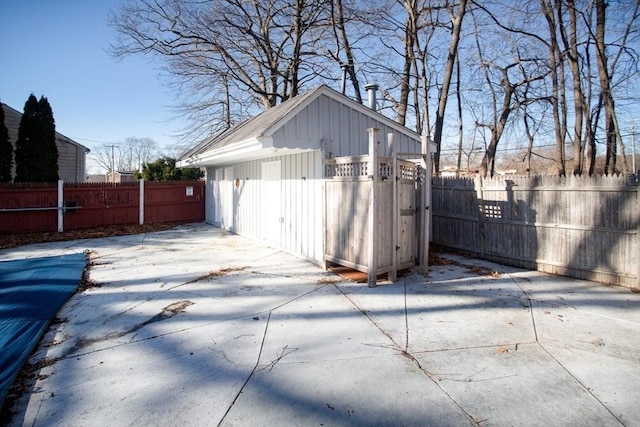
[1,223,638,426]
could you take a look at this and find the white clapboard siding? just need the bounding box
[207,151,324,264]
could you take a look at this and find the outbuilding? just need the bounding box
[178,84,429,276]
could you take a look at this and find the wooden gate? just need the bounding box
[324,129,421,286]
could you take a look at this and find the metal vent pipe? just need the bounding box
[340,64,349,94]
[365,83,379,111]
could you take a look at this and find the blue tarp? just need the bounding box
[0,253,87,406]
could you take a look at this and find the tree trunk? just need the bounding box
[595,0,617,174]
[561,0,586,175]
[540,0,566,176]
[332,0,362,104]
[397,0,417,126]
[480,77,514,177]
[456,57,463,176]
[432,0,467,175]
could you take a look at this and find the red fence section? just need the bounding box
[144,181,205,224]
[0,181,205,234]
[64,182,139,230]
[0,183,58,233]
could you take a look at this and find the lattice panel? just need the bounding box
[379,162,393,178]
[325,161,369,178]
[399,162,417,181]
[326,158,419,181]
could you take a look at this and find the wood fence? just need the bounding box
[324,128,430,286]
[432,174,639,289]
[0,180,205,234]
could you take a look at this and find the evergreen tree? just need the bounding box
[136,156,203,181]
[14,94,59,182]
[0,105,12,182]
[37,96,58,181]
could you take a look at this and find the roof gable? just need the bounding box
[181,86,323,159]
[179,85,423,166]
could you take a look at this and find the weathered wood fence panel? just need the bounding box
[0,181,205,234]
[432,175,639,289]
[324,135,421,285]
[325,178,372,271]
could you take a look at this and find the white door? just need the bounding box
[213,169,223,225]
[206,170,215,224]
[261,161,281,245]
[220,167,234,230]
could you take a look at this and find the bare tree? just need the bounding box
[556,0,588,174]
[328,0,363,103]
[109,0,332,140]
[413,3,443,137]
[539,0,568,176]
[592,0,638,175]
[395,0,419,126]
[470,4,549,177]
[106,0,638,177]
[92,137,158,174]
[432,0,467,174]
[373,1,454,136]
[476,60,547,177]
[455,55,464,175]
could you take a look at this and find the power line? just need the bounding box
[71,137,122,145]
[440,143,558,153]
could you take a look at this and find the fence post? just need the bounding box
[474,175,485,258]
[368,127,379,287]
[389,133,397,282]
[139,178,145,225]
[57,180,64,232]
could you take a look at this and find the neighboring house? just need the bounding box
[1,102,90,182]
[86,174,107,183]
[178,84,425,265]
[106,171,137,183]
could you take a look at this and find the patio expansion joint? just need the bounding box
[56,280,332,363]
[537,342,626,426]
[333,279,483,426]
[500,266,627,426]
[217,311,272,427]
[216,283,331,426]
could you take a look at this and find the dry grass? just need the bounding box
[0,223,178,250]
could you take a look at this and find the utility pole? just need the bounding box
[109,144,116,183]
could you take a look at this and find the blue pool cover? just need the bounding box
[0,253,87,406]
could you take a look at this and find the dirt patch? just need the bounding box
[0,223,179,250]
[429,251,500,277]
[316,277,342,285]
[187,267,247,283]
[0,356,60,421]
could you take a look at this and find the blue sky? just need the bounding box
[0,0,180,172]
